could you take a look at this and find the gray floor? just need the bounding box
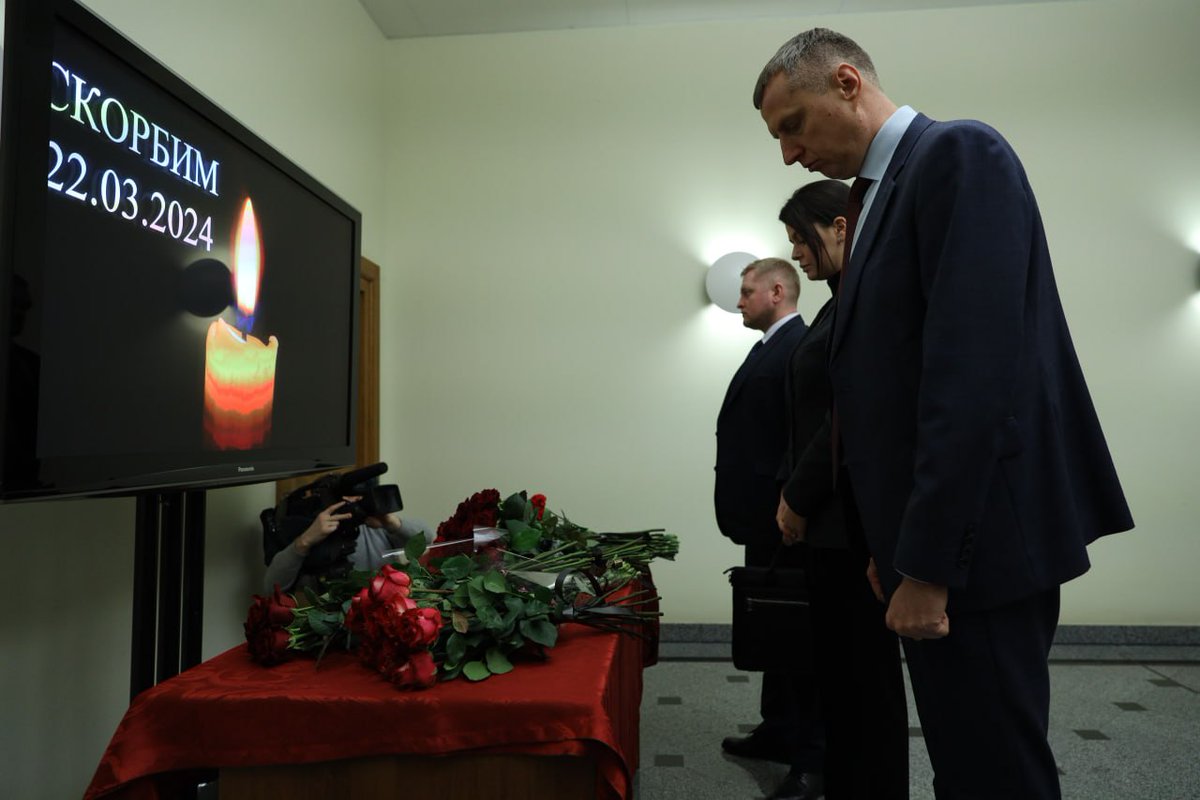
[637,643,1200,800]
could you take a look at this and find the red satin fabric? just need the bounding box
[85,623,644,800]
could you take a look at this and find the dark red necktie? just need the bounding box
[840,176,873,281]
[831,176,873,482]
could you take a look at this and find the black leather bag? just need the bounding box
[726,552,812,672]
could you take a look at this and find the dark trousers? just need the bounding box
[902,588,1063,800]
[807,544,909,799]
[744,538,824,773]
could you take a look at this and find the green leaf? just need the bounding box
[482,570,508,594]
[467,582,491,610]
[463,660,491,681]
[452,610,470,634]
[404,534,427,562]
[501,491,528,521]
[445,632,467,665]
[520,618,558,647]
[309,617,332,636]
[474,598,504,631]
[485,647,514,675]
[503,595,525,615]
[451,582,472,609]
[440,555,475,581]
[507,521,541,554]
[523,598,551,617]
[442,663,463,681]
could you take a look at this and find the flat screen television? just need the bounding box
[0,0,361,502]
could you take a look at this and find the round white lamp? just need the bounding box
[705,251,757,313]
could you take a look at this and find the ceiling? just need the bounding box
[356,0,1068,39]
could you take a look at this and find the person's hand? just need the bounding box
[885,577,950,640]
[776,494,807,545]
[366,511,403,531]
[866,557,884,603]
[293,500,354,555]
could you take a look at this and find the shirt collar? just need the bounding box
[859,105,917,182]
[762,311,800,343]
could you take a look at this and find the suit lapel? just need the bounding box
[719,316,802,418]
[830,114,935,361]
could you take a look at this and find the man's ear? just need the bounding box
[833,63,861,100]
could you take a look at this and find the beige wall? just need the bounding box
[2,0,1199,797]
[381,0,1200,628]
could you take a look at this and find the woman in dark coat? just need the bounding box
[776,180,909,800]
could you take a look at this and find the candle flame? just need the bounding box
[233,198,262,317]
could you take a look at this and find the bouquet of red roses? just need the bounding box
[345,565,443,689]
[243,487,676,690]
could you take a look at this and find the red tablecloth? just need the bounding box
[85,623,644,800]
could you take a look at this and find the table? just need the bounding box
[85,621,646,800]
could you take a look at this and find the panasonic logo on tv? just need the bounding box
[237,466,256,473]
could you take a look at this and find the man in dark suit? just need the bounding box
[714,257,823,800]
[752,29,1134,800]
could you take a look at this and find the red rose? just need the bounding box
[386,651,438,689]
[530,494,547,521]
[436,489,501,541]
[436,506,472,541]
[369,564,412,602]
[345,587,371,634]
[408,651,438,688]
[244,586,296,666]
[397,606,443,650]
[468,489,501,528]
[267,586,296,625]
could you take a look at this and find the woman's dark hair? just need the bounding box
[778,179,850,270]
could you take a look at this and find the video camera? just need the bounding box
[261,462,404,574]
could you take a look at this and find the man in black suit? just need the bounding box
[714,257,822,800]
[753,28,1134,800]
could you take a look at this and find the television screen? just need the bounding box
[0,0,361,501]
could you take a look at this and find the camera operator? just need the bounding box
[263,497,434,594]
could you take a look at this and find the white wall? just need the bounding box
[2,0,1199,797]
[0,2,386,798]
[380,0,1200,628]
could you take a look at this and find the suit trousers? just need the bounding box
[743,537,824,772]
[901,588,1062,800]
[807,543,909,799]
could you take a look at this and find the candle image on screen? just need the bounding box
[203,199,279,449]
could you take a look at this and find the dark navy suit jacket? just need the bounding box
[829,114,1133,611]
[714,314,809,549]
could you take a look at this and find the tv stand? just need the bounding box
[130,489,206,701]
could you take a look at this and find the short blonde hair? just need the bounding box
[742,257,800,304]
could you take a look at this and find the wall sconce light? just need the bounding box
[705,251,757,313]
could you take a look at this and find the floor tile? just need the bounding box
[639,656,1200,799]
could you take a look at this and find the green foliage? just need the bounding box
[505,520,541,553]
[485,647,513,675]
[519,618,558,648]
[463,660,491,681]
[404,533,427,562]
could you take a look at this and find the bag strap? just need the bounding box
[763,541,792,574]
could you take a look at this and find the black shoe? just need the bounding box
[767,770,824,800]
[720,732,793,764]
